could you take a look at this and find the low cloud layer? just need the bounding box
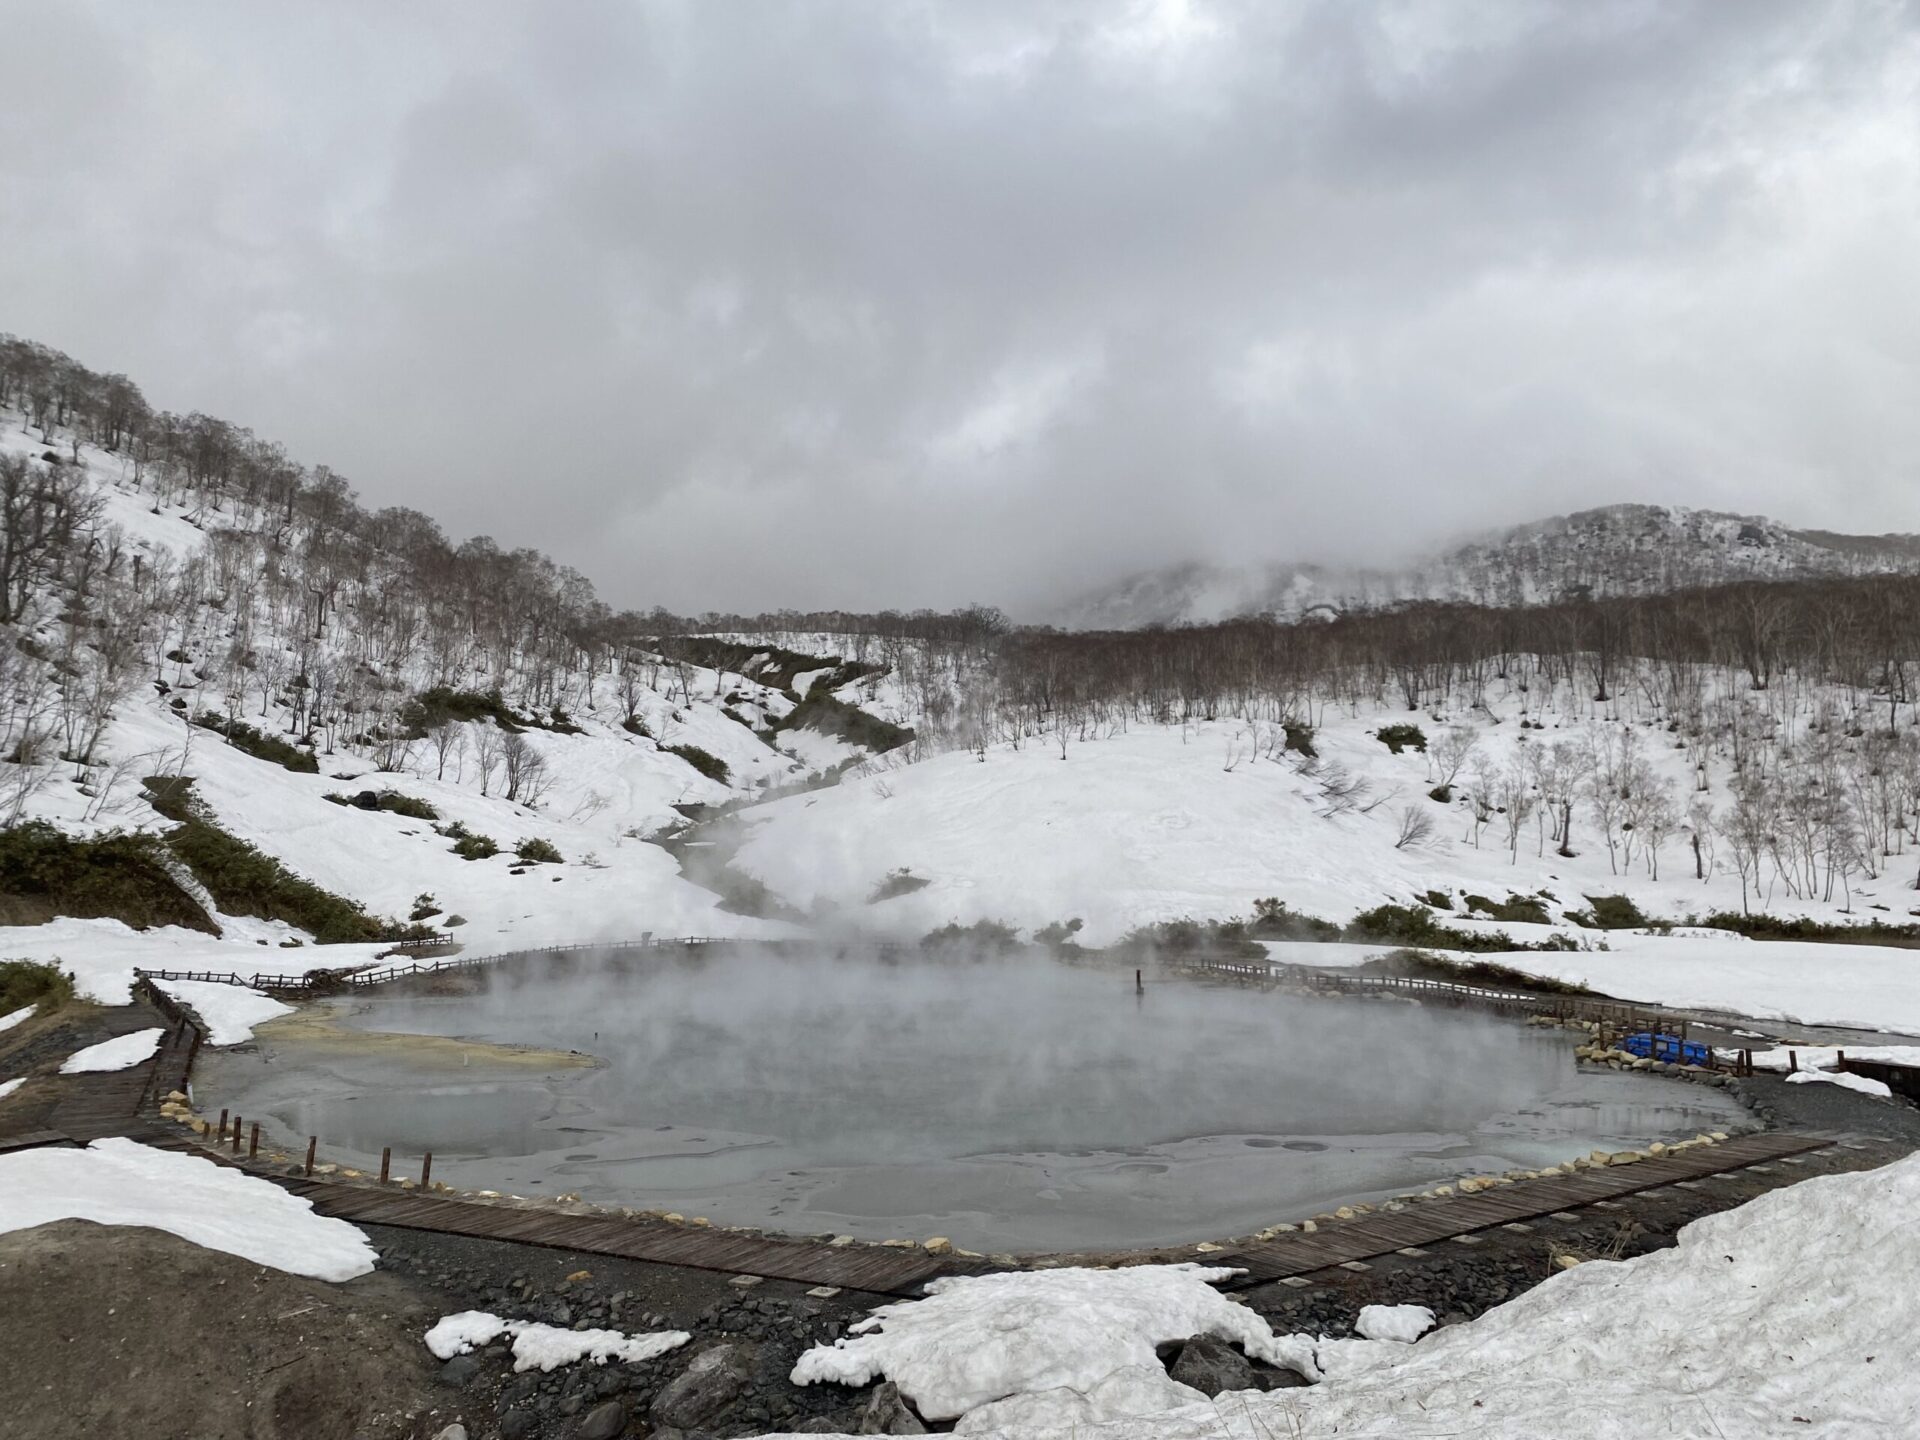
[4,1,1917,614]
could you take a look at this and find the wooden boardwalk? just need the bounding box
[1214,1130,1831,1287]
[137,1133,980,1297]
[130,1128,1835,1298]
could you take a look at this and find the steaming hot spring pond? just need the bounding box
[201,946,1749,1252]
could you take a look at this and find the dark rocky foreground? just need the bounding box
[354,1112,1910,1440]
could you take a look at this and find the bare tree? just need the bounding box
[472,723,504,797]
[1394,805,1435,850]
[426,719,465,781]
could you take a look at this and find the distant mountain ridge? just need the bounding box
[1054,504,1920,629]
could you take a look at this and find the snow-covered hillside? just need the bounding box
[1059,503,1920,628]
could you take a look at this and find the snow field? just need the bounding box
[0,1138,377,1281]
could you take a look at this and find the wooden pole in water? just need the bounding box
[304,1136,317,1176]
[379,1147,391,1185]
[420,1151,433,1189]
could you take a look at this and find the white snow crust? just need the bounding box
[59,1027,163,1073]
[155,979,294,1045]
[1785,1069,1892,1098]
[0,1003,35,1033]
[0,1077,24,1100]
[1352,1303,1435,1343]
[0,1138,376,1280]
[425,1310,690,1372]
[789,1264,1319,1422]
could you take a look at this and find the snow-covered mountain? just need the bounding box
[1056,505,1920,629]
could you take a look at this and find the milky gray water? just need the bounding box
[200,946,1749,1251]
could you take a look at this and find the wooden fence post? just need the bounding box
[231,1116,242,1154]
[217,1108,228,1143]
[420,1151,433,1189]
[305,1136,317,1176]
[379,1147,391,1184]
[249,1122,260,1159]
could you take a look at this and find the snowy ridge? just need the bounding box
[1059,503,1920,627]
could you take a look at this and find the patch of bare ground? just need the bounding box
[0,1220,461,1440]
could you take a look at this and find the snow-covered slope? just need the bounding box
[780,1152,1920,1437]
[1059,503,1920,627]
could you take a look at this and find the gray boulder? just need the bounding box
[1168,1334,1256,1397]
[650,1341,758,1430]
[857,1380,928,1434]
[577,1398,628,1439]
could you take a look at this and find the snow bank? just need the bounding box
[1785,1069,1892,1098]
[59,1028,163,1073]
[0,1003,35,1033]
[425,1310,689,1372]
[840,1154,1920,1439]
[1352,1304,1435,1343]
[1463,930,1920,1034]
[790,1264,1319,1422]
[0,1077,25,1100]
[156,979,294,1045]
[1752,1044,1920,1072]
[0,1138,376,1281]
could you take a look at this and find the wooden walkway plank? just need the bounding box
[1217,1131,1832,1286]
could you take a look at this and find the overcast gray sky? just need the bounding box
[3,1,1917,615]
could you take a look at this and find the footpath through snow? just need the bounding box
[782,1152,1920,1438]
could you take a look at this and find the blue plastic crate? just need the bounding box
[1618,1031,1710,1066]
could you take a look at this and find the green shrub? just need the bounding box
[0,958,77,1015]
[141,777,405,943]
[435,821,499,861]
[1249,897,1342,941]
[323,789,439,821]
[1463,893,1552,926]
[1428,784,1453,803]
[514,836,562,864]
[1114,917,1264,959]
[920,919,1023,953]
[409,893,442,922]
[1364,948,1595,995]
[1377,723,1428,754]
[868,868,930,903]
[1578,894,1650,930]
[1034,918,1085,950]
[621,715,652,738]
[193,714,319,773]
[1344,903,1518,952]
[0,820,216,933]
[1699,912,1920,943]
[398,687,523,736]
[664,743,731,784]
[1282,722,1317,758]
[773,693,915,755]
[1420,890,1453,910]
